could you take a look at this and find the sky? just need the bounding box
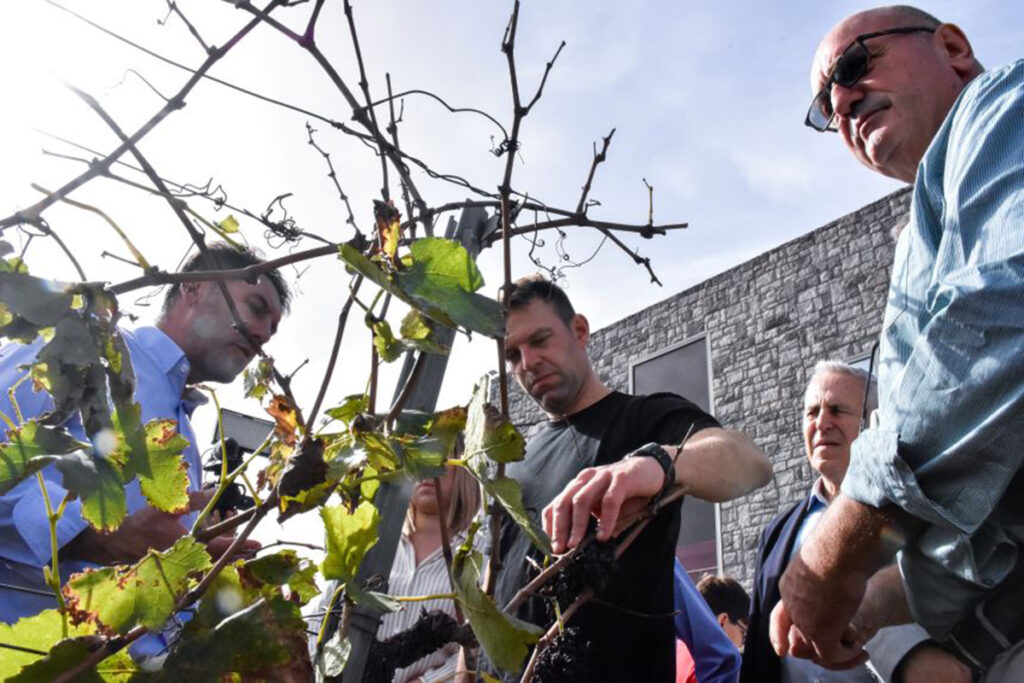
[0,1,1021,546]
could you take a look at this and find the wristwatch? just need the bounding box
[625,442,675,501]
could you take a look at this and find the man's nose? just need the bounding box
[830,81,865,124]
[247,317,273,346]
[814,408,834,431]
[519,345,541,371]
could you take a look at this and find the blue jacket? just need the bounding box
[740,496,814,682]
[674,559,741,683]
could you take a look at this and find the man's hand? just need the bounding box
[771,555,869,669]
[542,455,664,554]
[62,490,259,565]
[62,501,197,565]
[896,643,971,683]
[773,495,898,668]
[542,427,770,554]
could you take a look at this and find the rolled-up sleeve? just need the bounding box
[842,61,1024,589]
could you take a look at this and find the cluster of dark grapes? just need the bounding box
[540,541,616,609]
[362,611,475,683]
[532,626,590,683]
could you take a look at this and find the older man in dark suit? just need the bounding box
[742,361,941,682]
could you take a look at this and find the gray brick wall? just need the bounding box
[504,187,911,587]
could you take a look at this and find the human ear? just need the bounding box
[934,23,978,83]
[570,313,590,348]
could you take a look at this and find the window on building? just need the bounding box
[630,335,719,582]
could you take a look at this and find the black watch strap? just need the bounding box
[626,442,675,501]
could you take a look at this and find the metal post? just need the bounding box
[339,206,491,682]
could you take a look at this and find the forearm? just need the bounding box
[667,428,771,501]
[797,495,899,580]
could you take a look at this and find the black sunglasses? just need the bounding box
[805,26,936,132]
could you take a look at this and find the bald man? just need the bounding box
[773,6,1024,682]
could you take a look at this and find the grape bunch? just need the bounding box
[540,541,616,609]
[532,626,590,682]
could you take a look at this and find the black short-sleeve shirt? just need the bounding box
[492,391,720,682]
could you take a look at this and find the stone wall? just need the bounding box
[505,188,911,587]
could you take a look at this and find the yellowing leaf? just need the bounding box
[128,417,190,515]
[65,536,212,634]
[266,395,300,446]
[373,199,401,263]
[217,215,240,233]
[320,501,379,582]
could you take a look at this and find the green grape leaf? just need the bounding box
[324,394,369,426]
[320,501,379,582]
[0,272,73,327]
[451,546,541,675]
[371,319,404,363]
[65,536,212,633]
[399,309,451,355]
[0,421,90,494]
[243,357,274,402]
[401,440,447,480]
[160,595,311,680]
[192,564,249,627]
[337,241,502,338]
[355,432,399,472]
[280,480,336,522]
[39,314,101,367]
[465,380,524,469]
[0,609,99,680]
[399,238,502,337]
[428,405,467,459]
[5,635,137,682]
[359,465,380,500]
[51,450,127,531]
[239,550,320,603]
[485,476,551,555]
[346,583,402,613]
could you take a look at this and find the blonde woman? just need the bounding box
[377,464,481,683]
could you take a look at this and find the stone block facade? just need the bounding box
[504,188,911,587]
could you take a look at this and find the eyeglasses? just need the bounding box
[805,26,936,132]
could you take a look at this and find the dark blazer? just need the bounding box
[739,494,817,683]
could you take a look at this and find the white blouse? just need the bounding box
[378,531,467,683]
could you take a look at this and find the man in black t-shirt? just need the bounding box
[486,275,771,682]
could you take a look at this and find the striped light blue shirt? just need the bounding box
[842,59,1024,638]
[0,326,203,625]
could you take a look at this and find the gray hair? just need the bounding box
[807,360,878,415]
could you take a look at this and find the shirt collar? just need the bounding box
[127,326,207,410]
[810,477,833,506]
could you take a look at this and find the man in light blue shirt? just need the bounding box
[773,6,1024,681]
[0,244,288,626]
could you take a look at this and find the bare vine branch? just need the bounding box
[3,1,279,231]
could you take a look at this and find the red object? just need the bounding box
[676,640,697,683]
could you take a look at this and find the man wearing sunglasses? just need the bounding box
[772,5,1024,682]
